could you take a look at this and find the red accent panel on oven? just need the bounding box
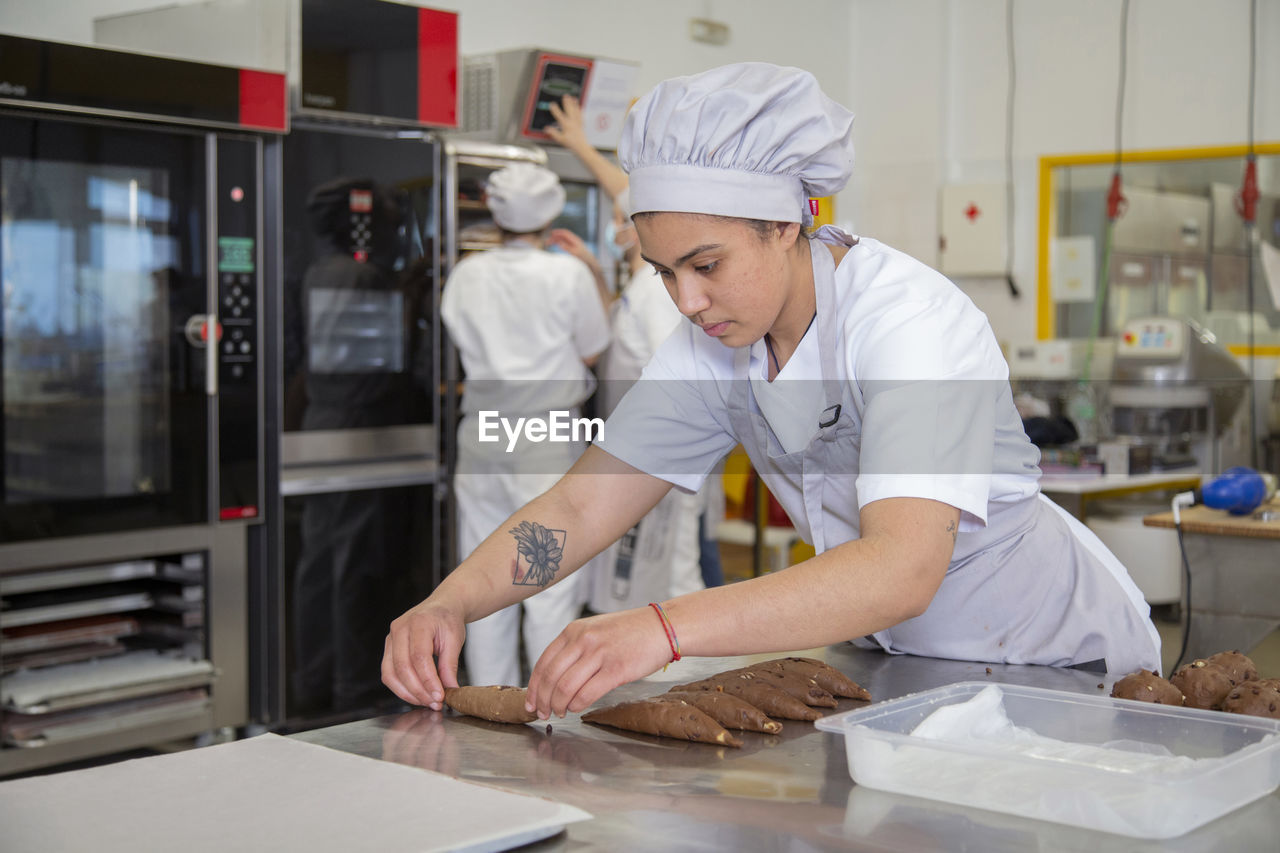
[220,506,260,521]
[417,7,458,127]
[238,69,287,131]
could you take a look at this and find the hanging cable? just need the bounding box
[1003,0,1020,298]
[1169,490,1197,673]
[1077,0,1129,416]
[1235,0,1260,469]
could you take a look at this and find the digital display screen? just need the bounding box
[526,60,590,134]
[218,236,255,273]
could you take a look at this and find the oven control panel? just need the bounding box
[215,137,262,521]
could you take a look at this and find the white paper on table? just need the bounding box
[0,733,591,853]
[1259,239,1280,311]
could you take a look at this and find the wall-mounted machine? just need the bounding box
[461,48,638,149]
[1109,316,1249,472]
[460,48,640,288]
[0,34,286,776]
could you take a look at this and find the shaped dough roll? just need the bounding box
[659,691,783,734]
[762,657,872,701]
[730,666,837,707]
[671,676,822,721]
[583,698,743,746]
[443,685,537,723]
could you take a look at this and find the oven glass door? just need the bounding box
[282,125,437,440]
[1,113,210,542]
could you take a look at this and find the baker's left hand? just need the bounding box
[525,607,673,719]
[546,228,597,267]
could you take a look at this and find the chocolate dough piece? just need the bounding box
[1206,650,1259,686]
[671,676,822,721]
[1169,660,1235,710]
[659,691,784,734]
[1252,678,1280,691]
[1220,682,1280,719]
[1110,669,1184,705]
[764,657,872,701]
[724,666,837,708]
[583,698,743,747]
[443,685,537,723]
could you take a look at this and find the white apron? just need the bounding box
[588,486,704,613]
[725,230,1160,674]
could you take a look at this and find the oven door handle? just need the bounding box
[205,312,218,396]
[183,313,220,396]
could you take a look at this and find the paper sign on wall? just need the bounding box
[582,59,640,150]
[1051,236,1097,303]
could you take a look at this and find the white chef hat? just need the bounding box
[486,163,566,232]
[618,63,854,223]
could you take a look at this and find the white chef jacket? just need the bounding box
[443,241,612,685]
[596,229,1160,674]
[442,243,610,418]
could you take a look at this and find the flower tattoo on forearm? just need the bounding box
[509,520,566,587]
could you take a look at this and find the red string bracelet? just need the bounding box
[648,602,681,669]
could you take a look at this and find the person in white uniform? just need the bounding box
[441,163,611,687]
[545,94,708,612]
[386,64,1160,716]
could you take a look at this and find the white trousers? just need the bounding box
[453,422,588,686]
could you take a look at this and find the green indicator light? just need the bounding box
[219,236,255,273]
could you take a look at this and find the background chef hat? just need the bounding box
[485,163,566,232]
[618,63,855,224]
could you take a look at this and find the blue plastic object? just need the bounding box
[1200,467,1269,515]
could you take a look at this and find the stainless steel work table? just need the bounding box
[294,646,1280,851]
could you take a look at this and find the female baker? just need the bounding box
[382,63,1160,718]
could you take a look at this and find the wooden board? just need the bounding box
[1143,501,1280,540]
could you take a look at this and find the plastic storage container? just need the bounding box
[815,682,1280,839]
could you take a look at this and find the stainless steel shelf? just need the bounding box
[280,458,441,496]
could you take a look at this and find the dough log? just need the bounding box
[671,676,822,721]
[583,698,743,746]
[443,685,537,724]
[659,691,784,734]
[767,657,872,701]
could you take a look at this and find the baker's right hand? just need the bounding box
[382,599,466,710]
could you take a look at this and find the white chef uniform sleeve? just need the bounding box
[567,259,611,361]
[850,298,1002,529]
[594,331,737,492]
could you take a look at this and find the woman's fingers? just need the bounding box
[381,633,415,704]
[565,669,624,714]
[546,651,605,718]
[529,609,674,717]
[382,604,464,709]
[527,633,583,719]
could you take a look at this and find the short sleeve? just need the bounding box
[594,328,738,492]
[850,298,1004,529]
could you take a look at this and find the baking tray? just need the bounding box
[815,681,1280,839]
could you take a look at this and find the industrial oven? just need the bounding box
[0,34,286,775]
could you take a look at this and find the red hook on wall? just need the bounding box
[1235,155,1259,225]
[1105,170,1128,222]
